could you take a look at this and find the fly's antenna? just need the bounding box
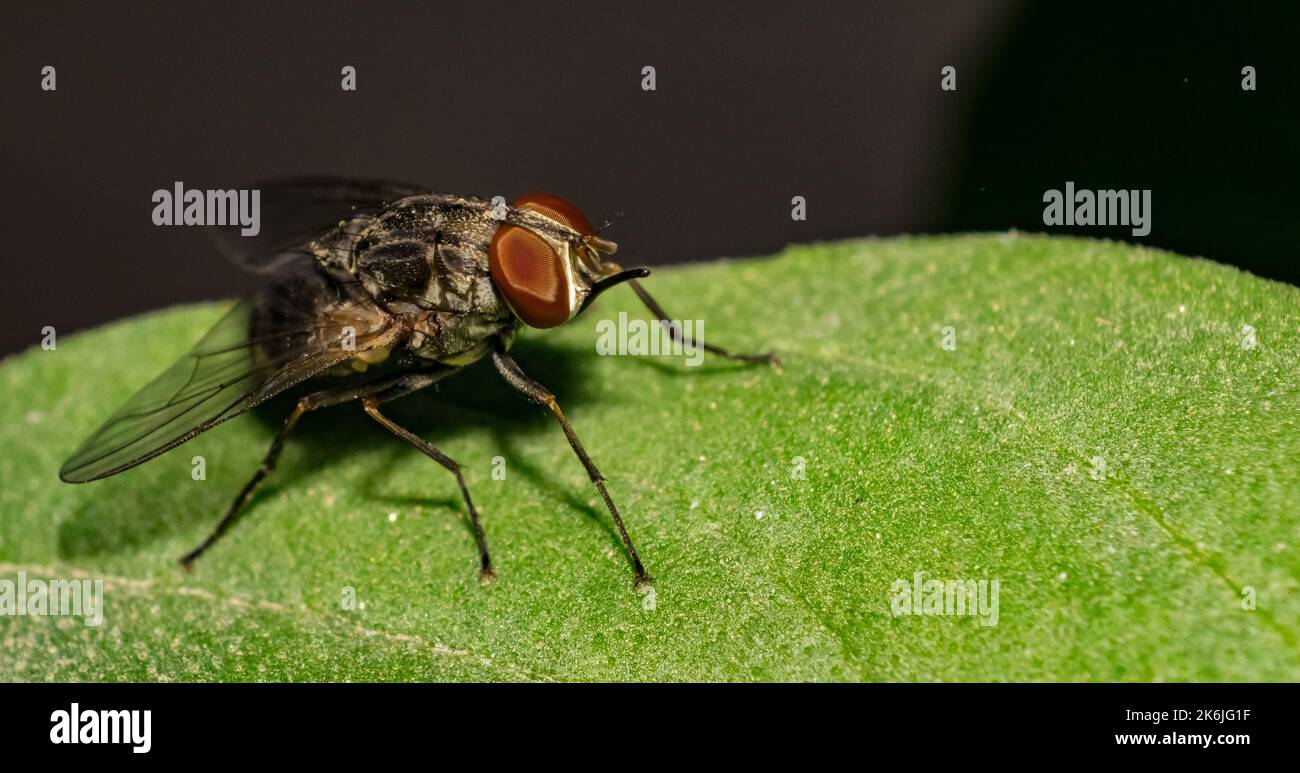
[593,209,626,236]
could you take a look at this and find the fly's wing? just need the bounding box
[59,258,403,483]
[210,176,429,272]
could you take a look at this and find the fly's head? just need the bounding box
[489,193,647,329]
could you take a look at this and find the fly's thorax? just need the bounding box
[318,195,512,321]
[304,194,525,372]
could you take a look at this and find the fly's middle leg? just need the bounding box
[361,397,494,581]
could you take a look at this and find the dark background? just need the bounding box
[3,1,1297,355]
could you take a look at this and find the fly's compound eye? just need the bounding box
[513,193,594,236]
[490,224,574,328]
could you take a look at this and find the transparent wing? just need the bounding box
[210,176,429,272]
[60,258,403,482]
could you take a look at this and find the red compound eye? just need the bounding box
[489,224,572,328]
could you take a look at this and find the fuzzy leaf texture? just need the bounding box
[0,234,1296,681]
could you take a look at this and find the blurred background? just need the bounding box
[3,1,1296,354]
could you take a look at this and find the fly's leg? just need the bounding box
[491,347,651,586]
[361,398,494,581]
[608,262,780,366]
[178,371,442,570]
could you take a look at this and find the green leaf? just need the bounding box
[1,234,1297,681]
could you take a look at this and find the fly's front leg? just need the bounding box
[492,346,651,586]
[179,371,440,569]
[608,262,780,366]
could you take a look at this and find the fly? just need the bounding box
[59,177,779,586]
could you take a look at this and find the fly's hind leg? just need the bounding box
[179,371,443,570]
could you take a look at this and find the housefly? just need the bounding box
[59,178,778,585]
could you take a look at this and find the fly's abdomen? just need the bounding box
[347,198,508,319]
